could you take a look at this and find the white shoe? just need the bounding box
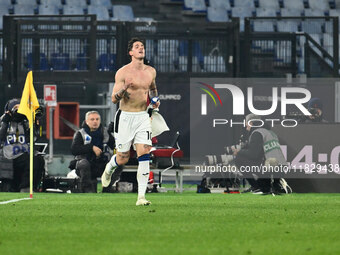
[101,163,115,188]
[279,178,293,194]
[136,198,151,206]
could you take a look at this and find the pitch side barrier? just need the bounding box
[243,16,339,78]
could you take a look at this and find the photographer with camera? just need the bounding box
[70,111,123,193]
[305,98,327,123]
[233,114,291,194]
[0,98,44,192]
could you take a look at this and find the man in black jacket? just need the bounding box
[71,110,122,192]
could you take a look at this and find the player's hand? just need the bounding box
[93,146,102,157]
[150,97,160,109]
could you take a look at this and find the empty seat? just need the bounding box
[234,0,255,8]
[256,8,277,17]
[277,20,299,32]
[90,0,112,8]
[232,7,254,31]
[304,9,325,17]
[51,52,70,70]
[87,6,109,20]
[280,8,302,17]
[209,0,230,10]
[14,4,37,15]
[76,52,87,70]
[301,21,323,33]
[184,0,207,12]
[283,0,304,10]
[112,5,134,21]
[65,0,87,8]
[97,53,116,71]
[15,0,37,5]
[63,6,85,15]
[259,0,280,9]
[253,20,275,32]
[308,0,329,11]
[207,7,228,22]
[27,53,48,70]
[39,5,60,15]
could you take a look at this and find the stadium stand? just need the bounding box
[207,7,228,22]
[112,5,134,21]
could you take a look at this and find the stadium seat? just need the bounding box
[233,0,255,8]
[87,6,109,20]
[15,0,37,5]
[65,0,87,8]
[62,6,85,15]
[231,7,254,31]
[14,4,37,15]
[38,5,60,15]
[40,0,61,6]
[301,21,323,34]
[253,20,275,31]
[183,0,207,12]
[209,0,230,10]
[207,7,229,22]
[280,8,302,17]
[27,53,48,70]
[283,0,304,10]
[304,9,325,17]
[51,52,70,70]
[76,52,87,70]
[89,0,112,8]
[308,0,329,12]
[277,20,299,32]
[258,0,280,9]
[256,8,278,17]
[97,53,116,71]
[112,5,134,21]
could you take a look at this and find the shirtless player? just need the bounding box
[101,38,159,206]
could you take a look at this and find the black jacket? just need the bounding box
[71,123,114,162]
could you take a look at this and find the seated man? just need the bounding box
[71,111,122,193]
[0,98,44,192]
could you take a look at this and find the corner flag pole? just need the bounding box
[17,71,40,199]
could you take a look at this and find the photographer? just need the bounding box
[234,114,290,194]
[305,98,327,123]
[70,111,122,193]
[0,98,44,192]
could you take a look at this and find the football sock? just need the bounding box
[137,154,150,199]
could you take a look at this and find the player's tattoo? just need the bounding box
[120,151,130,159]
[115,88,130,101]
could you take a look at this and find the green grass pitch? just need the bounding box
[0,192,339,255]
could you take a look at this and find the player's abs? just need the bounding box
[120,94,148,112]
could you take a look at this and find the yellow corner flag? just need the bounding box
[18,71,40,199]
[18,71,40,126]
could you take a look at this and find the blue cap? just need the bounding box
[308,98,323,110]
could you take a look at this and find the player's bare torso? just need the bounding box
[115,63,155,112]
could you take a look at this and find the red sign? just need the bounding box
[44,85,57,106]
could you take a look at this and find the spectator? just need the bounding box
[70,111,122,192]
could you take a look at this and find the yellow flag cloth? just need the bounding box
[18,71,40,127]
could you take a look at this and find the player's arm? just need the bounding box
[149,68,158,98]
[112,69,131,104]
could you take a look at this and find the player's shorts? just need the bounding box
[113,110,152,152]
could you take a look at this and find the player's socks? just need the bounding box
[101,155,119,188]
[137,154,150,200]
[106,155,119,174]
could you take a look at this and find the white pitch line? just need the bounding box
[0,198,32,205]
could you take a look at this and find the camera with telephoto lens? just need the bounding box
[204,140,247,166]
[285,107,318,123]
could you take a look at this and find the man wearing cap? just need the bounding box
[305,98,327,123]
